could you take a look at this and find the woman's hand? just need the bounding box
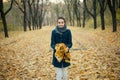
[65,47,69,53]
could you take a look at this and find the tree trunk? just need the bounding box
[67,5,72,26]
[98,0,107,30]
[119,0,120,8]
[74,0,81,27]
[28,4,32,30]
[107,0,117,32]
[112,10,117,32]
[82,10,86,28]
[64,0,72,26]
[1,11,9,37]
[82,0,86,28]
[100,10,105,30]
[112,1,117,32]
[23,0,27,31]
[93,0,97,29]
[73,11,75,26]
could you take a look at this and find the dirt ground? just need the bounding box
[0,26,120,80]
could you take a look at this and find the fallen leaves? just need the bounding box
[0,26,120,80]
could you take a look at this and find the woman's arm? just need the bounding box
[66,30,72,49]
[50,30,56,50]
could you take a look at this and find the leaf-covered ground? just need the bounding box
[0,26,120,80]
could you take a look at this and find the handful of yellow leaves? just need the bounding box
[55,43,71,63]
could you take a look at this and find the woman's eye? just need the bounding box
[58,22,64,24]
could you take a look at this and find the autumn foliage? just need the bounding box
[55,43,71,63]
[0,26,120,80]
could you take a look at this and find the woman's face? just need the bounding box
[57,19,65,28]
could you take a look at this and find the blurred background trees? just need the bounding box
[0,0,120,37]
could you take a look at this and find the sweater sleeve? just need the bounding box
[50,30,56,50]
[66,30,72,49]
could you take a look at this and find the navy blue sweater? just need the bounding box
[50,29,72,68]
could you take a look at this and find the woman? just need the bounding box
[50,17,72,80]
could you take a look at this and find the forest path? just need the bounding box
[0,26,120,80]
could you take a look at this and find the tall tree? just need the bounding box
[14,0,27,31]
[98,0,107,30]
[0,0,14,37]
[74,0,81,27]
[84,0,97,29]
[23,0,27,31]
[82,0,86,28]
[64,0,73,26]
[38,0,46,29]
[27,0,34,30]
[107,0,117,32]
